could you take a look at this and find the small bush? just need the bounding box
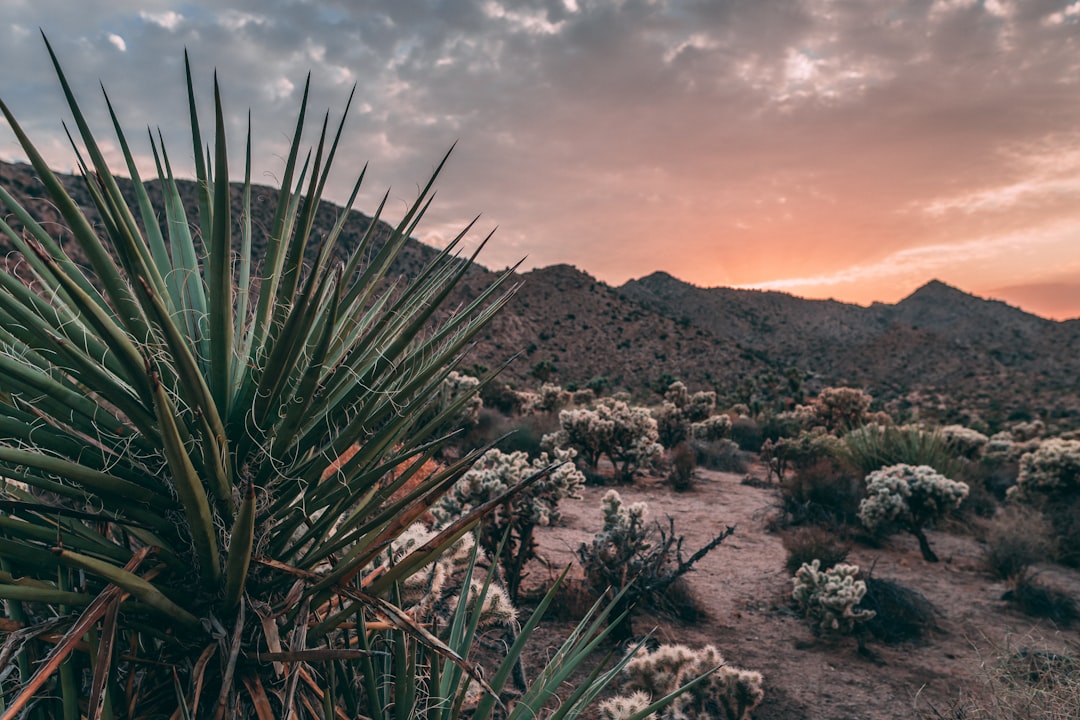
[813,386,872,432]
[1010,438,1080,500]
[690,414,733,442]
[601,644,765,720]
[1047,500,1080,568]
[940,424,990,459]
[983,505,1058,580]
[729,415,763,452]
[1003,575,1080,626]
[860,576,937,644]
[779,456,863,527]
[668,441,697,491]
[782,526,850,575]
[1007,438,1080,567]
[691,438,745,473]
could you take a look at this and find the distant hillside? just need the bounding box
[620,272,1080,426]
[3,160,1078,429]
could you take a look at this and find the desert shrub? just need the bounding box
[860,575,937,643]
[691,438,746,473]
[762,430,843,480]
[858,464,969,562]
[940,424,990,459]
[547,399,664,483]
[1009,438,1080,500]
[655,383,720,448]
[1047,501,1080,568]
[667,441,697,491]
[729,415,763,451]
[537,382,572,413]
[578,490,734,640]
[690,413,733,442]
[494,410,561,457]
[813,386,872,432]
[983,505,1058,580]
[1008,438,1080,567]
[655,401,689,447]
[436,447,585,602]
[762,404,819,441]
[686,390,718,423]
[842,423,961,478]
[792,560,875,639]
[782,526,850,575]
[664,380,691,407]
[1010,418,1047,441]
[768,432,863,526]
[1003,575,1079,625]
[600,643,765,720]
[480,379,525,415]
[573,387,597,405]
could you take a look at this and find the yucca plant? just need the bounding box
[0,37,697,719]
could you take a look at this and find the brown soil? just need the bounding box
[525,460,1080,719]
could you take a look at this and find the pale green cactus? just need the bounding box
[1009,438,1080,500]
[792,560,875,638]
[858,463,969,561]
[602,643,764,720]
[435,447,584,601]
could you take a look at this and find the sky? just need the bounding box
[2,1,1080,320]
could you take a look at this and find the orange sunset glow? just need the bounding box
[2,2,1079,319]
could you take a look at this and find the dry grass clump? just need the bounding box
[778,457,863,527]
[915,638,1080,719]
[1002,575,1079,626]
[667,441,697,491]
[982,505,1058,580]
[781,526,851,575]
[859,576,938,644]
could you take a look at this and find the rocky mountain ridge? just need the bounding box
[2,160,1077,428]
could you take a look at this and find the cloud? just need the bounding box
[1,1,1079,319]
[139,10,183,30]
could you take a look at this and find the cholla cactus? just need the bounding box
[690,414,732,442]
[1010,419,1046,442]
[390,525,517,628]
[598,691,655,720]
[548,399,663,482]
[579,491,734,640]
[538,382,572,413]
[420,370,483,437]
[655,401,689,447]
[792,560,875,638]
[814,386,872,433]
[858,464,969,562]
[940,424,989,459]
[603,643,764,720]
[1009,438,1080,500]
[573,388,597,405]
[436,447,584,600]
[664,381,691,408]
[686,390,718,423]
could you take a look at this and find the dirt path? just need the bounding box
[530,462,1080,719]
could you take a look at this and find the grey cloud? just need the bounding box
[1,0,1079,300]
